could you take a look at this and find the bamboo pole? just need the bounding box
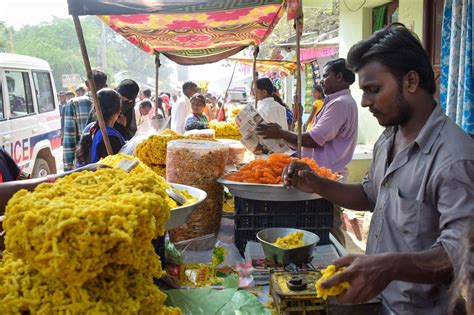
[155,53,166,117]
[72,15,113,156]
[295,2,303,158]
[252,45,259,108]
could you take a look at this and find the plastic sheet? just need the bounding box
[184,128,216,139]
[217,139,246,165]
[165,288,265,315]
[166,140,229,185]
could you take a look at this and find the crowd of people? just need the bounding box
[58,75,230,171]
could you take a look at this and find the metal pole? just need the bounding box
[252,45,259,108]
[155,53,165,117]
[72,15,113,156]
[295,1,303,158]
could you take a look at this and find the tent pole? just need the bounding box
[155,53,165,117]
[295,2,303,158]
[72,15,113,156]
[252,45,259,108]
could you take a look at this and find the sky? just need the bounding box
[0,0,69,29]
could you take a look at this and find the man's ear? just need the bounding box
[405,70,420,93]
[336,72,343,82]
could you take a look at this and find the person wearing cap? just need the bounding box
[62,69,108,171]
[114,79,140,140]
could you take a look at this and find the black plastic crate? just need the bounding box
[234,197,334,254]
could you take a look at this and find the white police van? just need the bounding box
[0,53,62,177]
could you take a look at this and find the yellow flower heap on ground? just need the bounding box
[1,167,181,314]
[273,231,305,249]
[209,120,241,140]
[315,264,350,300]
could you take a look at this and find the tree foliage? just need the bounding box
[4,16,173,92]
[260,2,340,58]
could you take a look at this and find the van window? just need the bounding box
[33,71,55,113]
[6,71,34,118]
[0,75,4,120]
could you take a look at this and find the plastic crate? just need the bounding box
[234,197,334,254]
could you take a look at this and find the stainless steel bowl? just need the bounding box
[256,228,320,265]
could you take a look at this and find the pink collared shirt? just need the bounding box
[302,89,358,174]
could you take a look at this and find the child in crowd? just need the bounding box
[76,89,125,166]
[184,93,209,131]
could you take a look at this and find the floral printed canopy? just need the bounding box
[68,0,286,65]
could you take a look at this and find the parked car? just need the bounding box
[0,53,62,177]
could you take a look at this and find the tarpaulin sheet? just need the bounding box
[68,0,286,65]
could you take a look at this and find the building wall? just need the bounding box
[338,0,425,145]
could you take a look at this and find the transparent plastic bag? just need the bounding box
[216,139,246,165]
[184,128,216,139]
[166,139,229,185]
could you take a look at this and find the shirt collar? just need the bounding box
[414,104,446,154]
[325,89,351,102]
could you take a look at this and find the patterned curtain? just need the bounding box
[440,0,473,135]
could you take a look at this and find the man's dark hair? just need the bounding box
[347,23,436,95]
[76,88,120,164]
[325,58,355,85]
[142,88,152,98]
[256,78,275,96]
[182,81,197,93]
[116,79,140,101]
[140,100,153,109]
[92,69,107,88]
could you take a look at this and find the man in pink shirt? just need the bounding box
[257,58,358,245]
[257,58,358,176]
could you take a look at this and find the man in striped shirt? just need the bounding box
[62,69,107,171]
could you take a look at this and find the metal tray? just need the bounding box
[217,177,322,201]
[165,183,207,230]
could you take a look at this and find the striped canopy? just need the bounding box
[68,0,286,65]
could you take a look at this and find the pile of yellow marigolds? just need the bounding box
[0,157,181,314]
[209,120,241,140]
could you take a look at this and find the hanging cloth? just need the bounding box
[440,0,473,135]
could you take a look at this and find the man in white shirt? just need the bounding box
[171,81,198,134]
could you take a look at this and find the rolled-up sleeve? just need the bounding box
[431,160,474,276]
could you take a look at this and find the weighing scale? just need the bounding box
[270,271,326,315]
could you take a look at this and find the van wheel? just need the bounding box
[32,158,51,178]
